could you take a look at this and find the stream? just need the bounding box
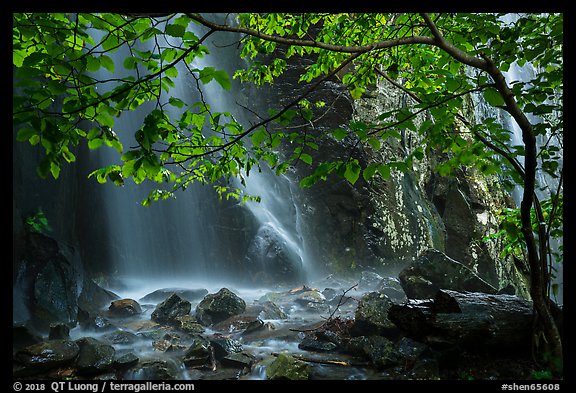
[68,274,392,380]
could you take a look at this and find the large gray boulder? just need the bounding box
[244,224,304,285]
[108,299,142,317]
[351,292,399,338]
[13,339,80,377]
[346,335,403,370]
[399,249,498,299]
[74,337,115,376]
[195,288,246,326]
[266,353,310,380]
[139,288,208,304]
[151,293,191,325]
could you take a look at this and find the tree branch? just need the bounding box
[419,13,488,70]
[187,13,437,54]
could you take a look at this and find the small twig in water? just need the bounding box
[289,283,359,333]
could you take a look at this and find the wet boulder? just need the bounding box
[294,289,326,306]
[195,288,246,326]
[209,336,243,359]
[48,323,70,340]
[126,359,182,380]
[139,288,208,304]
[346,335,403,370]
[113,352,139,370]
[108,299,142,317]
[298,336,338,352]
[399,249,497,299]
[244,224,304,285]
[17,232,82,331]
[376,276,407,302]
[174,315,205,334]
[102,330,140,345]
[151,293,191,325]
[221,352,255,369]
[13,324,42,353]
[152,339,186,353]
[13,339,80,377]
[77,308,115,331]
[248,301,287,320]
[182,335,211,367]
[74,337,116,376]
[266,353,310,380]
[351,292,399,338]
[78,278,120,314]
[358,270,384,291]
[241,319,277,339]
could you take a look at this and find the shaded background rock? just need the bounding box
[139,288,208,304]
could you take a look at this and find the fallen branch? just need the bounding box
[271,352,369,367]
[289,284,358,333]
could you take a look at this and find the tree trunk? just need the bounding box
[388,290,534,351]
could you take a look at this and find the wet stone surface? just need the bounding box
[13,275,542,380]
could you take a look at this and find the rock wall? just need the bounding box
[249,51,530,296]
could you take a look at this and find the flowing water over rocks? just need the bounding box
[13,270,541,380]
[12,274,421,380]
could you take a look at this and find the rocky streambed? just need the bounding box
[13,254,545,381]
[14,272,404,380]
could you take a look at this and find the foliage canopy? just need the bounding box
[13,12,563,371]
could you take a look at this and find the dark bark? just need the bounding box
[479,52,563,374]
[389,290,534,351]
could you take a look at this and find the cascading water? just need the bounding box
[87,14,309,289]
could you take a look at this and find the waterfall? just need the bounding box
[86,14,308,287]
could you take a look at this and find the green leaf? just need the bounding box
[332,128,348,140]
[300,107,313,121]
[367,137,381,150]
[165,66,178,78]
[483,87,505,107]
[16,127,37,142]
[343,160,361,185]
[86,55,101,72]
[250,129,268,146]
[50,161,60,179]
[377,164,391,180]
[100,55,115,73]
[350,86,365,99]
[123,57,138,70]
[299,175,316,188]
[299,153,313,165]
[168,97,185,108]
[165,24,186,37]
[88,138,104,150]
[62,149,76,163]
[213,70,231,91]
[199,67,215,84]
[96,113,115,128]
[363,163,379,181]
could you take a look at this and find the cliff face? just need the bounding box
[248,52,530,296]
